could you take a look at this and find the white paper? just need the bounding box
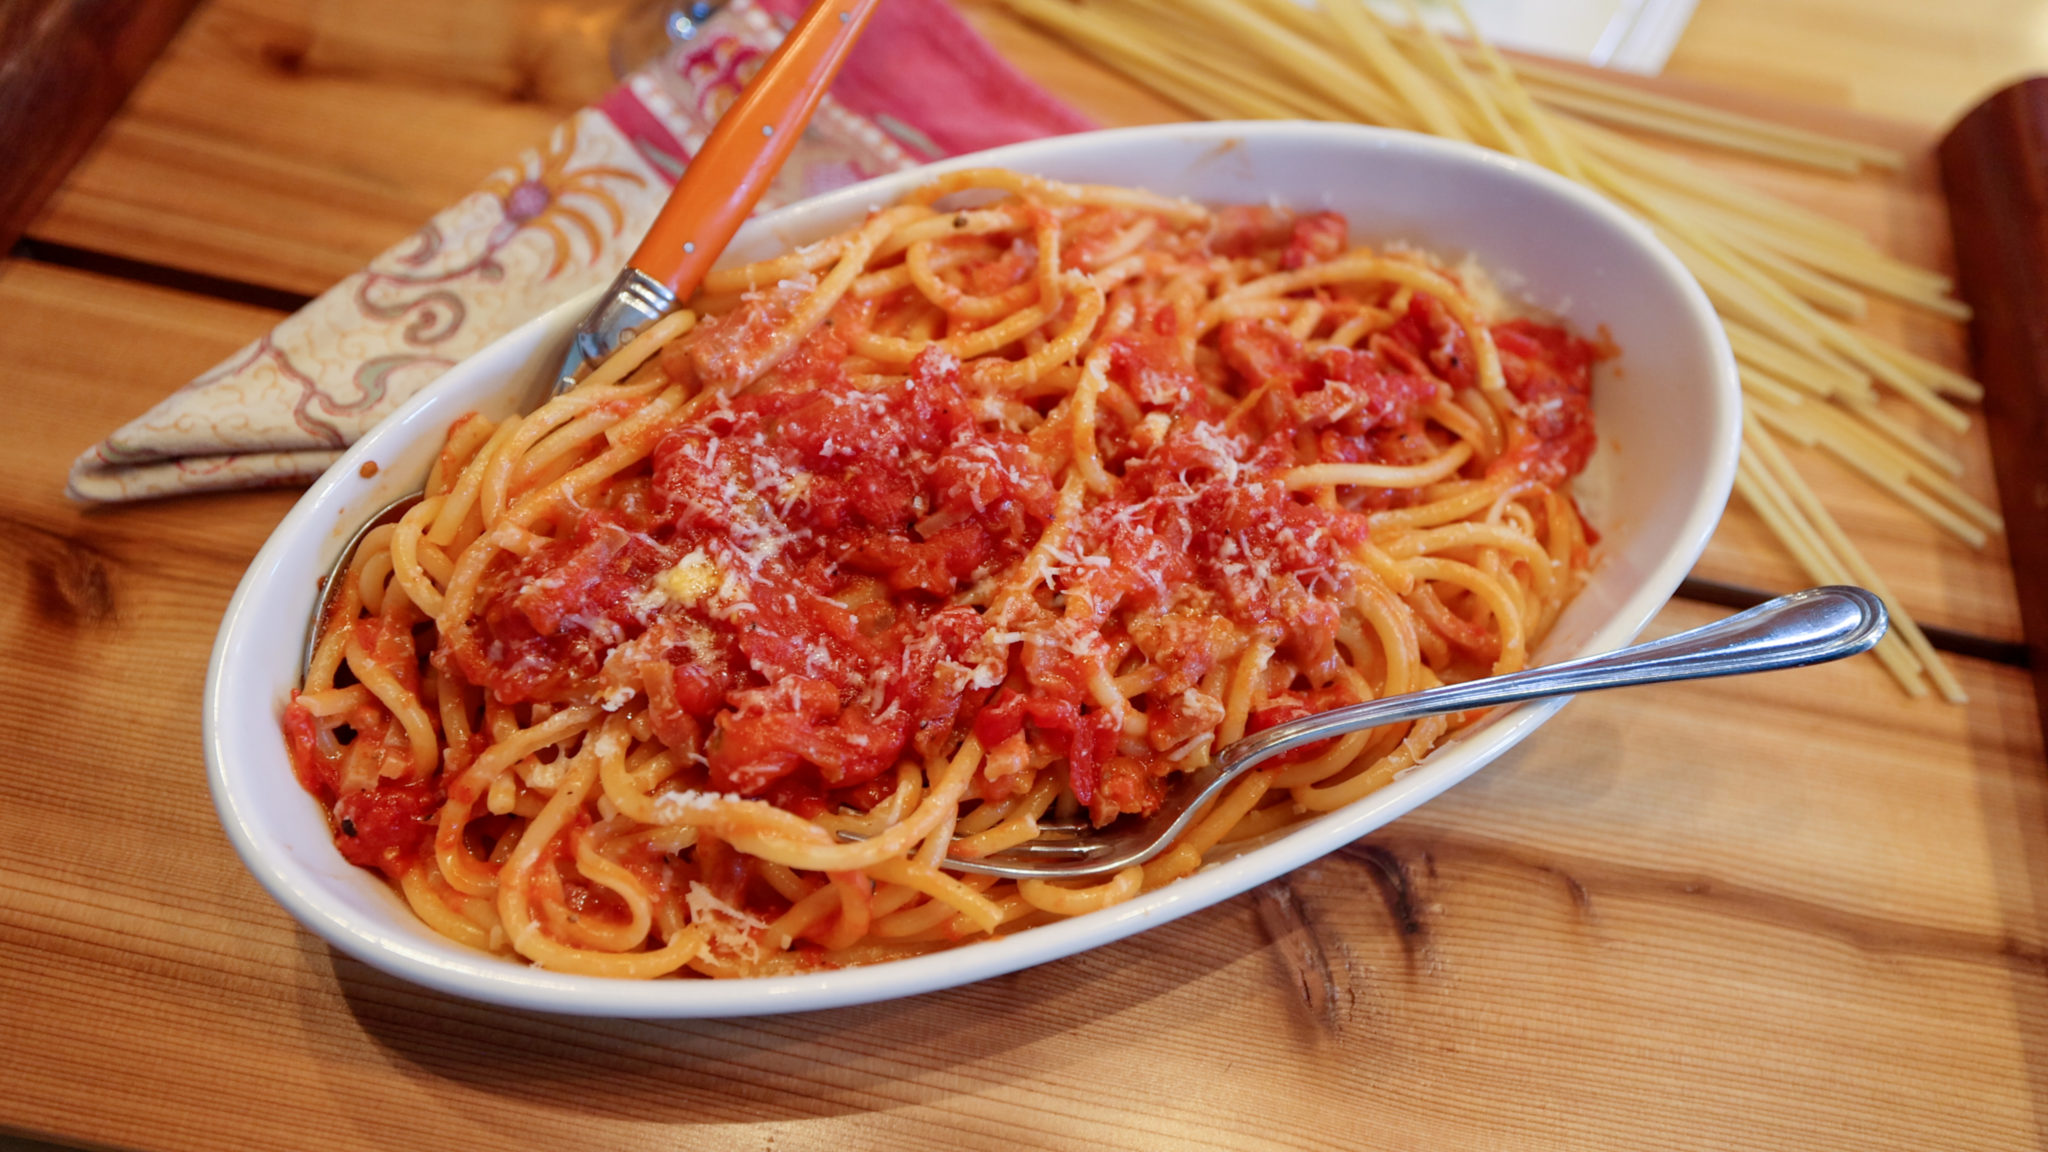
[1371,0,1701,74]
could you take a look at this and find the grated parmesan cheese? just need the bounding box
[683,881,770,961]
[657,548,721,606]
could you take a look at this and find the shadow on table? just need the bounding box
[1967,680,2048,1149]
[303,901,1269,1129]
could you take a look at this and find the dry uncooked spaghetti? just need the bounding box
[1000,0,1997,702]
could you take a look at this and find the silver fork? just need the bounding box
[934,586,1887,880]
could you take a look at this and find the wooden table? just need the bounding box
[2,2,2045,1149]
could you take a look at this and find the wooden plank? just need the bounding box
[0,260,296,563]
[0,0,205,251]
[1668,0,2048,127]
[1938,78,2048,746]
[22,0,615,298]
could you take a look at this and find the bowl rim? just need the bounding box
[204,119,1741,1018]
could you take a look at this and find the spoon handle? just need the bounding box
[956,587,1891,879]
[1222,586,1887,774]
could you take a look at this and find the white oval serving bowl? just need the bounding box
[206,121,1739,1018]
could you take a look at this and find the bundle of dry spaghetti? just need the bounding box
[1000,0,1999,701]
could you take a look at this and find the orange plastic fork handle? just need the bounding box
[627,0,883,297]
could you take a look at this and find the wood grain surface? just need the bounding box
[0,0,205,251]
[1940,78,2048,767]
[24,0,2028,646]
[1668,0,2048,126]
[23,0,621,295]
[0,270,2041,1147]
[4,2,2048,1150]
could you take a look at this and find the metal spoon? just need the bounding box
[932,585,1888,880]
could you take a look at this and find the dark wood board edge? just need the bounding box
[1938,77,2048,733]
[0,0,206,252]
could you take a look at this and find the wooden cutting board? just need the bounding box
[1938,77,2048,753]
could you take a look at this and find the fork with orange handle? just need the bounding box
[305,0,883,677]
[555,0,884,395]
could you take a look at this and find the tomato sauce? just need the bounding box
[289,232,1603,846]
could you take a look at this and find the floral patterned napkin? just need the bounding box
[68,0,1092,501]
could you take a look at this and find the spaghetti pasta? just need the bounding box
[1001,0,1990,702]
[284,170,1601,978]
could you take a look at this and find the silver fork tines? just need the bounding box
[876,586,1886,881]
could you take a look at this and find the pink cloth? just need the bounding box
[760,0,1094,158]
[69,0,1092,501]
